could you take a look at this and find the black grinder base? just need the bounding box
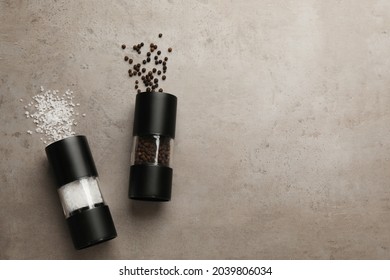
[129,165,172,201]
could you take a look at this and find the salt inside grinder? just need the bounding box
[129,92,177,201]
[45,135,117,249]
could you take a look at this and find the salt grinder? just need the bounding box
[129,92,177,201]
[45,135,117,249]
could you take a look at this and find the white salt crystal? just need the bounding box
[82,113,86,117]
[19,98,23,102]
[27,130,32,135]
[58,177,104,218]
[24,87,82,144]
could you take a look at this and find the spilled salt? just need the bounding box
[24,86,86,144]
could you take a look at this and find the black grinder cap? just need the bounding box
[45,135,117,249]
[45,135,98,187]
[133,91,177,138]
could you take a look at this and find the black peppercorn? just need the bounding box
[163,65,167,71]
[154,78,158,83]
[135,80,139,84]
[159,60,162,64]
[124,56,129,61]
[153,68,157,73]
[157,70,162,75]
[137,89,141,93]
[143,60,146,64]
[168,47,172,52]
[164,57,168,62]
[159,33,162,38]
[147,52,151,57]
[154,56,158,60]
[162,75,166,80]
[142,68,146,73]
[157,50,161,55]
[122,44,126,49]
[140,42,144,47]
[132,134,174,168]
[158,88,163,92]
[129,59,133,64]
[147,57,151,62]
[135,85,138,89]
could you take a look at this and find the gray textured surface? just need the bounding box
[1,0,390,259]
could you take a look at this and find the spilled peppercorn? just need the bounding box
[121,33,173,93]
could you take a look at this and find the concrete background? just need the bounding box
[1,0,390,259]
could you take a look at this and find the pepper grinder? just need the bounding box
[129,91,177,201]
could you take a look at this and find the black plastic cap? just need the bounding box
[133,92,177,138]
[66,205,117,250]
[45,135,98,187]
[129,165,172,201]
